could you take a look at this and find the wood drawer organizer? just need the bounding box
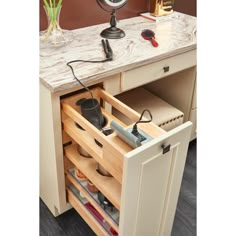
[61,87,192,236]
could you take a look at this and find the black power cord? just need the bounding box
[66,39,113,98]
[66,39,113,129]
[131,109,153,142]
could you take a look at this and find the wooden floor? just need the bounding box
[40,139,196,236]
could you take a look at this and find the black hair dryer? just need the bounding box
[76,98,105,129]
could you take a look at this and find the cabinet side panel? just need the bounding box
[40,84,59,215]
[40,84,69,216]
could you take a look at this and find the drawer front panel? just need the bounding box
[121,50,196,92]
[119,122,193,236]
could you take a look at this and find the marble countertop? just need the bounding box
[40,12,196,92]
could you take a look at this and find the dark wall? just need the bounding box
[40,0,196,31]
[174,0,196,17]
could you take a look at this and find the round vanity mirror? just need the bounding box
[100,0,128,8]
[96,0,128,39]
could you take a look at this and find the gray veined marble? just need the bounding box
[40,12,196,92]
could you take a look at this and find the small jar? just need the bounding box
[79,191,86,199]
[97,163,112,177]
[77,144,91,158]
[87,180,98,193]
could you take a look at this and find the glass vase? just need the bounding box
[40,6,74,48]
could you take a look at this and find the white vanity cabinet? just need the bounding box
[40,12,196,236]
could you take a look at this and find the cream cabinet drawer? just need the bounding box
[121,50,196,92]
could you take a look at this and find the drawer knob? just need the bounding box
[163,66,170,73]
[161,144,171,154]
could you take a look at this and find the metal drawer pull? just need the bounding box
[163,66,170,73]
[161,144,171,154]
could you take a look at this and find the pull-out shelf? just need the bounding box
[61,87,192,236]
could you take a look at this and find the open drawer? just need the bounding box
[61,87,165,184]
[61,87,193,236]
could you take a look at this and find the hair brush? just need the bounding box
[141,29,159,47]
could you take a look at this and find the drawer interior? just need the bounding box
[64,157,119,235]
[114,87,184,131]
[64,144,121,210]
[61,87,165,184]
[67,187,116,236]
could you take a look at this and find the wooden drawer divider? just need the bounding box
[61,87,165,184]
[67,188,110,236]
[66,171,119,232]
[64,144,121,210]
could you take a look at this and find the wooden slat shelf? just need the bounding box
[66,169,119,232]
[62,98,132,155]
[67,188,110,236]
[64,144,121,210]
[63,118,103,160]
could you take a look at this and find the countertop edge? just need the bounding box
[40,45,196,93]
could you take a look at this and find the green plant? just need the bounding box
[42,0,63,43]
